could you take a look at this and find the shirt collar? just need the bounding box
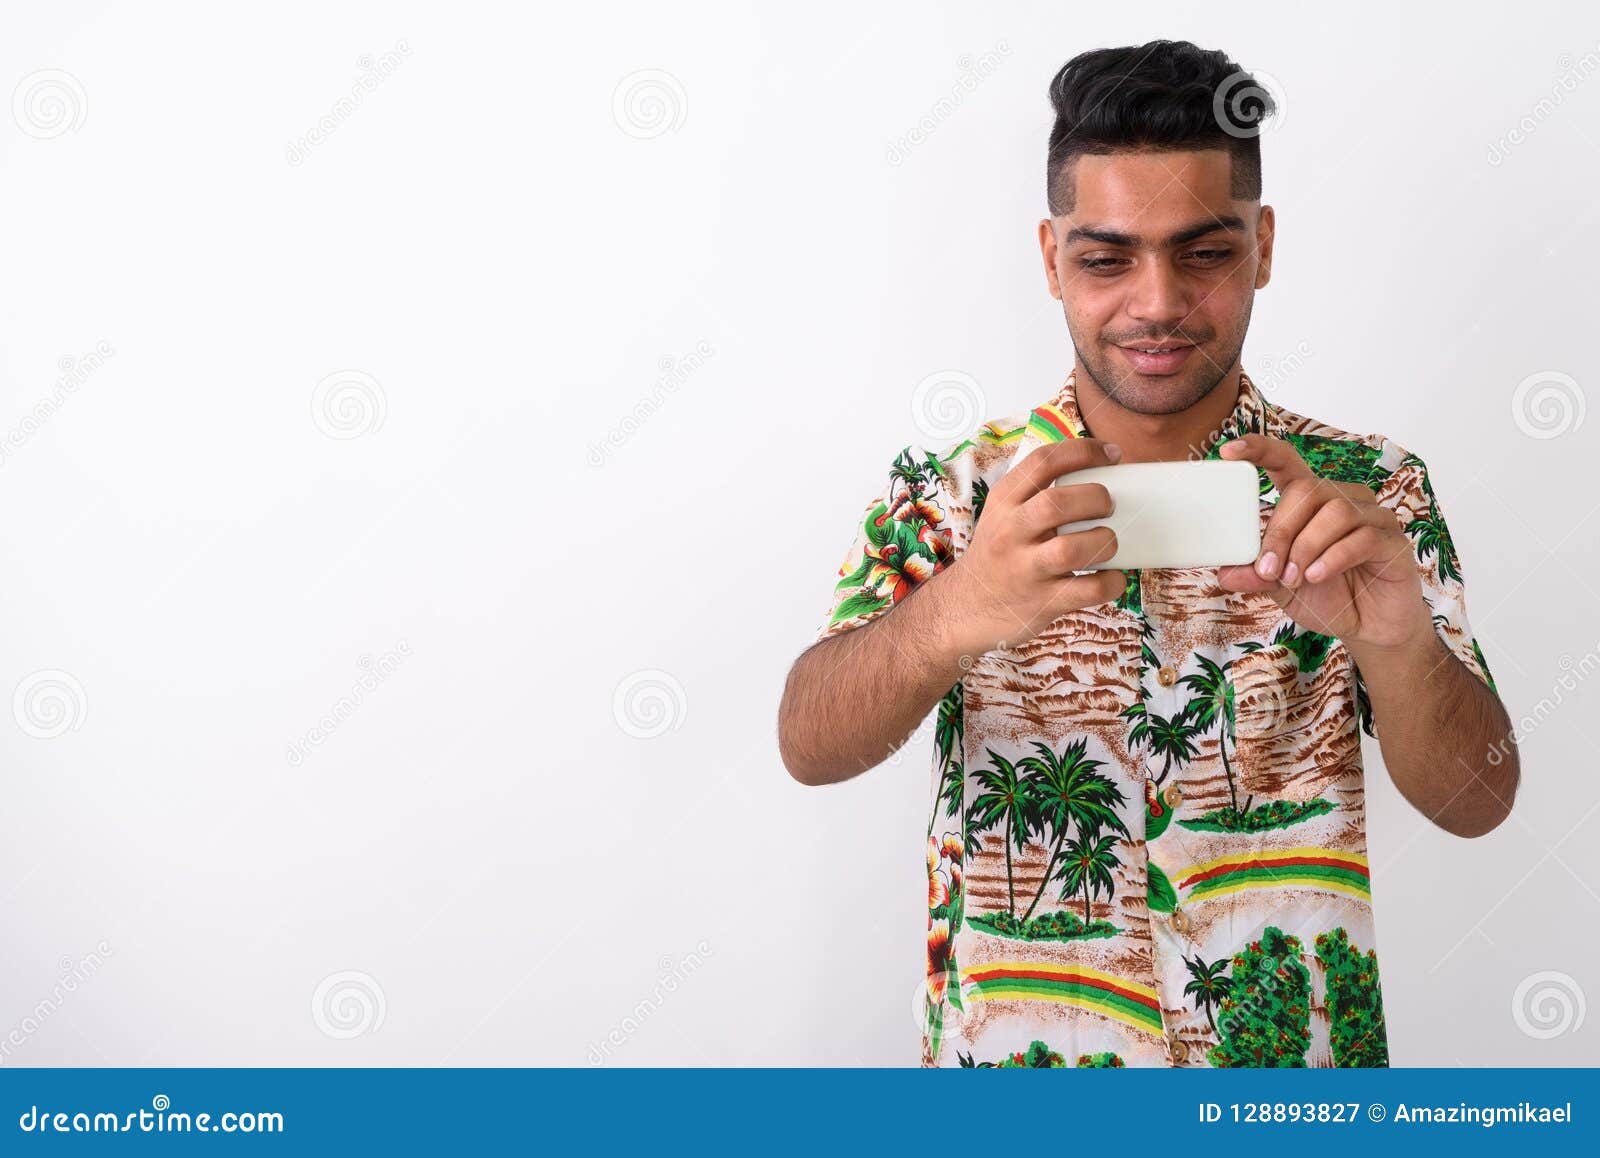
[1020,365,1282,459]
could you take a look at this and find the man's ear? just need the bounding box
[1253,204,1275,290]
[1038,218,1063,300]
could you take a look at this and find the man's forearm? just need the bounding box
[778,567,975,786]
[1347,625,1519,837]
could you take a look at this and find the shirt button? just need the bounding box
[1170,907,1191,936]
[1166,784,1183,808]
[1170,1036,1190,1064]
[1156,665,1177,687]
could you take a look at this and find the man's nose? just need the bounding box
[1124,258,1191,328]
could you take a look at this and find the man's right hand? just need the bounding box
[938,437,1129,659]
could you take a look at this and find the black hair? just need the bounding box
[1046,40,1275,215]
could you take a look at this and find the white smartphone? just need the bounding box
[1053,459,1260,570]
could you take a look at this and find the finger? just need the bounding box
[1036,526,1119,576]
[999,437,1122,505]
[1016,481,1114,540]
[1216,563,1288,594]
[1254,477,1332,582]
[1281,496,1368,587]
[1217,433,1316,494]
[1055,568,1128,611]
[1303,525,1410,586]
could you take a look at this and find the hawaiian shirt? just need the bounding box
[814,367,1497,1068]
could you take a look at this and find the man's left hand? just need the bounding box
[1214,433,1431,649]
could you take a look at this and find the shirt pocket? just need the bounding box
[1230,640,1361,805]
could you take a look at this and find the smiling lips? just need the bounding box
[1117,342,1196,375]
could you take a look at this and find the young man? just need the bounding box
[777,40,1519,1068]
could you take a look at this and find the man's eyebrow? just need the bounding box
[1061,216,1248,248]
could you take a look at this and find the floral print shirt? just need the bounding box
[814,368,1497,1068]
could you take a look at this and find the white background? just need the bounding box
[1,1,1597,1066]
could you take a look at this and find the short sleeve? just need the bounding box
[1375,448,1498,695]
[814,445,959,643]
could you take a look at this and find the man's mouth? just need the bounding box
[1116,342,1197,375]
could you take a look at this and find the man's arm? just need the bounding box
[779,437,1127,786]
[1216,434,1518,837]
[778,566,975,786]
[1347,628,1519,838]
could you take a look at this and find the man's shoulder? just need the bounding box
[902,405,1037,496]
[1269,402,1427,493]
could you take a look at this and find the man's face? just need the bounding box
[1038,149,1274,415]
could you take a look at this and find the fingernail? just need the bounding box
[1104,442,1122,462]
[1305,561,1325,583]
[1255,550,1278,579]
[1282,561,1300,587]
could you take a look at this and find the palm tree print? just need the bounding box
[1183,954,1229,1036]
[1016,739,1127,922]
[884,449,946,525]
[969,751,1039,918]
[1144,711,1202,787]
[1055,829,1121,924]
[1179,656,1242,815]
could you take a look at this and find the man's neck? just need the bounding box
[1071,360,1245,463]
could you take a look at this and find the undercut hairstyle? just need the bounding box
[1046,40,1276,215]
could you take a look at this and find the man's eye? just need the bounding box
[1078,257,1125,271]
[1188,248,1232,262]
